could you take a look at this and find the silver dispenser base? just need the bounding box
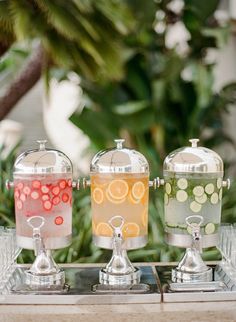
[99,267,140,285]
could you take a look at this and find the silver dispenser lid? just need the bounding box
[163,139,223,174]
[90,139,149,174]
[13,140,72,174]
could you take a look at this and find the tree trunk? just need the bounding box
[0,44,44,120]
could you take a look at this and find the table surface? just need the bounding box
[1,262,236,322]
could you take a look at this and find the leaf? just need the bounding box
[112,100,149,115]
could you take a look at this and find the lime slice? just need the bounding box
[176,190,188,202]
[205,183,214,195]
[205,223,215,235]
[193,186,204,197]
[190,201,202,213]
[219,188,223,201]
[167,222,177,228]
[177,178,188,190]
[217,178,222,189]
[210,192,219,205]
[195,193,207,204]
[165,183,172,195]
[164,193,169,205]
[187,223,199,235]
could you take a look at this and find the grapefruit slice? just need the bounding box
[52,196,60,205]
[17,182,24,190]
[107,180,129,200]
[55,216,63,225]
[23,186,31,196]
[42,194,50,201]
[41,185,50,194]
[52,186,60,196]
[16,200,23,210]
[62,193,69,203]
[31,191,40,200]
[43,200,52,211]
[59,180,67,189]
[32,180,41,189]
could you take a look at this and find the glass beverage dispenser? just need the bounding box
[162,139,230,283]
[88,139,149,285]
[7,140,73,291]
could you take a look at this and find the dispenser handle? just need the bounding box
[186,215,203,253]
[222,178,230,190]
[149,177,165,190]
[5,180,14,190]
[27,216,45,256]
[108,215,125,238]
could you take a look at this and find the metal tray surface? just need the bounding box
[156,265,236,302]
[0,265,161,305]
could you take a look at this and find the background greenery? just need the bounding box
[0,0,236,264]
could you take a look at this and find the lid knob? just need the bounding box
[114,139,125,149]
[189,138,199,148]
[37,140,47,151]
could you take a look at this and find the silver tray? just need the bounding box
[0,264,161,304]
[156,265,236,302]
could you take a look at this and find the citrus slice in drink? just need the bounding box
[17,182,24,190]
[210,192,219,205]
[67,179,72,187]
[106,190,126,204]
[132,181,145,200]
[93,187,104,204]
[62,192,69,203]
[141,208,148,228]
[129,191,141,204]
[32,180,41,189]
[96,222,113,237]
[41,185,50,194]
[107,180,129,200]
[177,178,188,190]
[42,194,50,201]
[59,179,67,189]
[217,178,222,189]
[193,186,204,197]
[205,183,214,195]
[122,223,140,238]
[14,190,20,199]
[195,193,207,204]
[31,191,40,200]
[176,190,188,202]
[52,196,60,205]
[165,182,172,195]
[43,200,52,211]
[190,201,202,213]
[23,186,31,196]
[52,186,60,196]
[16,200,23,210]
[55,216,64,225]
[20,193,26,202]
[205,223,215,235]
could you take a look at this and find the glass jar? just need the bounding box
[13,140,73,250]
[163,138,228,248]
[90,139,149,249]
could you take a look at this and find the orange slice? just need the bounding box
[106,190,126,204]
[141,208,148,228]
[131,181,145,200]
[96,222,113,237]
[92,187,104,204]
[122,222,140,238]
[128,192,141,204]
[107,180,129,200]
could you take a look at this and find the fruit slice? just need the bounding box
[17,182,24,190]
[20,193,26,202]
[31,191,40,200]
[16,200,23,210]
[195,193,207,204]
[14,190,20,199]
[67,179,72,187]
[129,191,141,204]
[41,185,50,194]
[165,183,172,195]
[205,223,215,235]
[42,194,50,201]
[107,179,129,200]
[132,181,145,200]
[141,208,148,227]
[106,190,126,204]
[32,180,41,189]
[193,186,204,197]
[166,222,177,228]
[62,193,69,203]
[55,216,64,225]
[219,188,223,201]
[190,201,202,213]
[96,222,113,237]
[43,200,52,211]
[52,186,60,196]
[176,190,188,202]
[210,192,219,205]
[164,193,169,205]
[187,223,199,235]
[59,180,67,189]
[23,186,31,196]
[93,188,104,204]
[122,222,140,238]
[177,178,188,190]
[217,178,222,189]
[52,196,60,205]
[205,183,214,195]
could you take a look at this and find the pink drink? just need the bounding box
[14,173,72,248]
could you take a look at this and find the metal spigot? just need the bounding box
[5,179,14,190]
[186,215,203,253]
[222,178,231,190]
[149,177,165,190]
[27,216,45,256]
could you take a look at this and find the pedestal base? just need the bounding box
[25,268,65,288]
[172,266,213,283]
[99,267,141,286]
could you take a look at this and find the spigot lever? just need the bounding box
[108,216,125,254]
[27,216,45,256]
[186,215,203,253]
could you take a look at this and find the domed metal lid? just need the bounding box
[13,140,72,174]
[90,139,149,174]
[163,139,223,174]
